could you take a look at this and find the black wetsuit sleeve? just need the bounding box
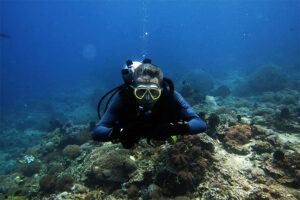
[173,91,207,134]
[92,94,122,141]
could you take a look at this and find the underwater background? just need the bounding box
[0,0,299,199]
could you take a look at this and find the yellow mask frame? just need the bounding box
[134,86,162,100]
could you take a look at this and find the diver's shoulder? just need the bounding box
[173,90,184,99]
[172,90,186,103]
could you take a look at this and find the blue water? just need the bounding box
[0,0,299,173]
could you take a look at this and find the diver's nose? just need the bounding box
[145,92,151,101]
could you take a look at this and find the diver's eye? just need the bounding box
[136,88,147,98]
[150,89,160,98]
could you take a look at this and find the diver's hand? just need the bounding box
[153,121,190,138]
[119,122,154,136]
[108,125,122,140]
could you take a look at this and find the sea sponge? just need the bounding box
[75,130,92,145]
[39,175,56,193]
[44,151,61,163]
[48,164,64,175]
[208,113,220,131]
[20,161,41,177]
[56,175,74,191]
[63,144,82,159]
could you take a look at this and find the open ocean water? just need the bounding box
[0,0,299,199]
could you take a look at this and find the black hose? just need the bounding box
[97,84,124,119]
[163,77,174,96]
[104,87,122,113]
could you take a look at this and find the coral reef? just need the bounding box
[251,141,273,154]
[75,130,92,145]
[48,164,64,175]
[264,152,300,188]
[62,144,82,159]
[273,150,285,160]
[18,161,41,177]
[235,64,288,96]
[82,145,137,192]
[182,69,214,94]
[180,81,206,106]
[48,119,63,132]
[1,78,299,200]
[211,85,231,98]
[56,175,74,191]
[223,123,252,155]
[39,175,56,193]
[154,135,214,196]
[207,113,220,137]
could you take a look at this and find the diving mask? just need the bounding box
[134,84,161,101]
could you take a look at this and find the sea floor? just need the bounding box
[0,88,299,200]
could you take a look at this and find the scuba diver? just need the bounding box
[92,58,207,149]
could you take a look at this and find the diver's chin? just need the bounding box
[138,101,156,110]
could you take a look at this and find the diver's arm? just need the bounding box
[150,91,206,140]
[92,94,122,141]
[173,91,207,134]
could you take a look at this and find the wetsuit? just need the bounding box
[92,87,207,148]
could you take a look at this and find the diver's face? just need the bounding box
[134,77,161,109]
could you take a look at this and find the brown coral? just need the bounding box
[56,175,74,191]
[155,136,213,196]
[39,175,56,193]
[224,123,251,146]
[169,142,190,169]
[264,152,300,188]
[177,170,193,181]
[63,144,82,159]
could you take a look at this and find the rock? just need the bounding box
[71,184,89,194]
[265,159,285,177]
[82,145,137,191]
[250,167,265,179]
[252,125,275,136]
[45,142,55,152]
[197,133,215,152]
[205,96,218,111]
[251,141,273,154]
[265,135,280,147]
[240,117,251,124]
